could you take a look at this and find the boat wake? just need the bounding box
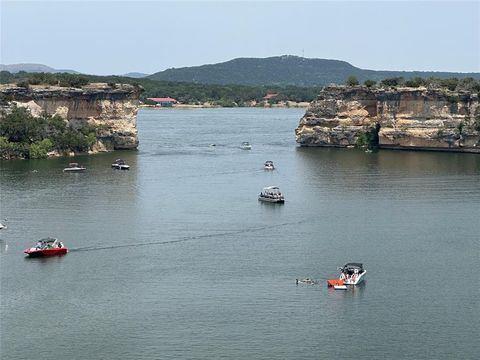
[70,220,307,253]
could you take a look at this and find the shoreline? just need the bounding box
[140,101,310,109]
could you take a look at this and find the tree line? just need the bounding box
[0,71,322,105]
[345,75,480,93]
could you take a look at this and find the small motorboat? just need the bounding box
[264,161,275,170]
[0,219,6,230]
[111,159,130,170]
[241,142,252,150]
[258,186,284,203]
[63,163,86,172]
[24,237,68,257]
[338,263,366,285]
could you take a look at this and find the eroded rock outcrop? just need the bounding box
[296,86,480,152]
[0,83,141,152]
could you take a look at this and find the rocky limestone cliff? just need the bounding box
[0,83,141,152]
[296,86,480,153]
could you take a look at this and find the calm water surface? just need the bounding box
[1,108,479,359]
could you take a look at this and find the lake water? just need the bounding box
[1,108,479,359]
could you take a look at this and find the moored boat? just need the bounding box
[258,186,284,203]
[111,159,130,170]
[241,142,252,150]
[24,237,68,257]
[264,161,275,170]
[338,263,366,285]
[63,163,86,172]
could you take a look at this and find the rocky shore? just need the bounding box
[296,86,480,153]
[0,83,141,156]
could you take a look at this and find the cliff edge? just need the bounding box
[0,83,141,153]
[295,86,480,153]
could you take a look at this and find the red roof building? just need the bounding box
[263,93,278,100]
[147,97,178,103]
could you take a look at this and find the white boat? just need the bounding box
[338,263,366,285]
[63,163,86,172]
[0,219,6,230]
[241,142,252,150]
[111,159,130,170]
[264,161,275,170]
[258,186,284,203]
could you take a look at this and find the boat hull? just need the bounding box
[258,196,284,203]
[63,168,85,172]
[342,271,366,285]
[24,248,68,257]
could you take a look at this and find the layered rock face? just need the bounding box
[296,86,480,153]
[0,83,141,151]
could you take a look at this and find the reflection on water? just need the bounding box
[0,238,8,254]
[327,282,366,299]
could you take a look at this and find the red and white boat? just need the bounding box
[24,238,68,257]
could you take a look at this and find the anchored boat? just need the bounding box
[327,263,366,288]
[241,142,252,150]
[258,186,284,203]
[63,163,86,172]
[112,159,130,170]
[264,161,275,170]
[339,263,366,285]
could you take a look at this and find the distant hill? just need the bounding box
[148,55,480,86]
[122,72,149,78]
[0,63,78,74]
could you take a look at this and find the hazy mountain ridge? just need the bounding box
[122,72,149,78]
[0,63,79,74]
[148,55,480,86]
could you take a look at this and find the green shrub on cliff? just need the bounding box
[380,77,404,88]
[0,106,103,158]
[404,77,427,88]
[474,115,480,132]
[0,107,41,142]
[29,139,53,159]
[364,80,376,88]
[355,126,379,149]
[0,136,29,159]
[346,76,359,86]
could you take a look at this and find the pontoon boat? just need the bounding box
[258,186,284,203]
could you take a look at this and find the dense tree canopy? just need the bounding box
[0,107,99,159]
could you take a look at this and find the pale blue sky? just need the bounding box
[1,0,479,75]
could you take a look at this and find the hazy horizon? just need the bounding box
[1,0,479,75]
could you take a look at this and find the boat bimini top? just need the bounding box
[340,263,364,273]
